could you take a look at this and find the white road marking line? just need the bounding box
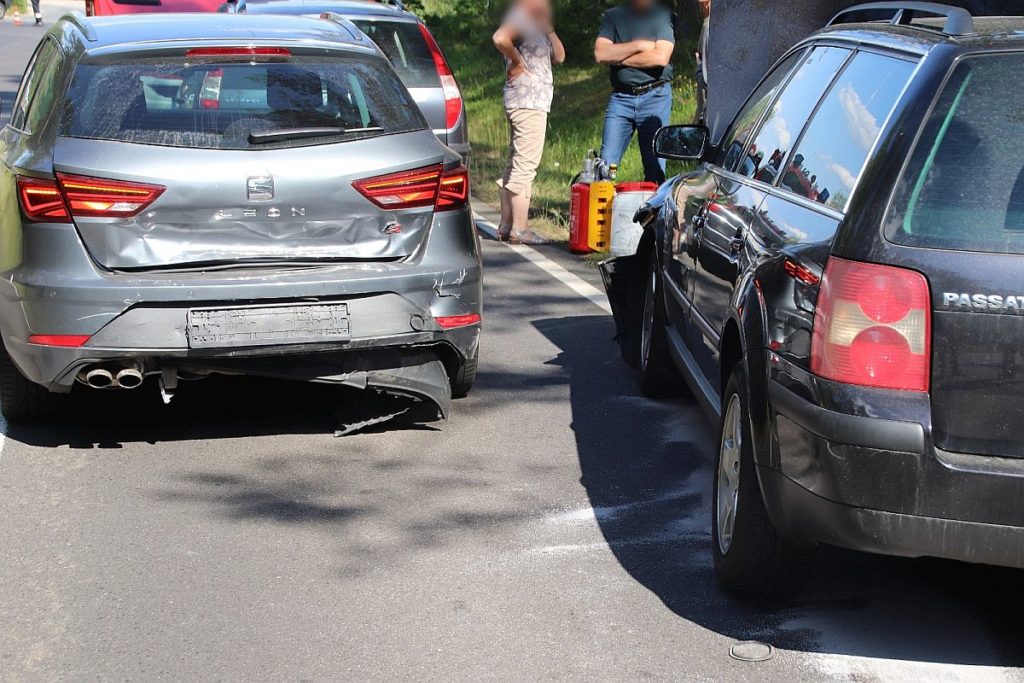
[474,214,612,315]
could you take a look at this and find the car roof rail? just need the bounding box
[827,2,974,36]
[320,11,368,41]
[62,10,98,41]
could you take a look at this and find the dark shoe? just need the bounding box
[497,224,512,242]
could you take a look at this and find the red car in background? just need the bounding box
[86,0,239,16]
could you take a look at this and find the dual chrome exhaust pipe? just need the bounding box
[79,364,145,390]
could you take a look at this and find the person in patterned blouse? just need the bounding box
[492,0,565,244]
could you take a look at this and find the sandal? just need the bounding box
[509,229,549,245]
[497,224,512,242]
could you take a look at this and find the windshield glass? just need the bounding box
[887,52,1024,254]
[59,53,426,150]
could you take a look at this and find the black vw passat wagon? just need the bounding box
[603,2,1024,599]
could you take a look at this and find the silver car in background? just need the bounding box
[0,12,481,422]
[245,0,470,159]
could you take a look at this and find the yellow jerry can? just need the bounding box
[587,180,616,252]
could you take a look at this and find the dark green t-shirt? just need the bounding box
[597,3,676,90]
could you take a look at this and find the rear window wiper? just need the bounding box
[248,126,384,144]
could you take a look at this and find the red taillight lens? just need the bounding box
[352,165,468,212]
[436,313,481,329]
[811,257,931,392]
[56,173,165,218]
[199,68,224,110]
[418,23,463,129]
[353,165,442,210]
[185,47,291,58]
[28,334,90,347]
[17,177,70,222]
[437,165,469,210]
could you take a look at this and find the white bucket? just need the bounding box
[610,188,655,257]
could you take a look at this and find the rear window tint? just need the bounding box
[351,19,440,89]
[888,53,1024,255]
[59,54,426,150]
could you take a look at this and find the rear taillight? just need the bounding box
[437,165,469,210]
[811,257,931,392]
[418,23,463,130]
[353,165,442,210]
[17,177,70,222]
[199,68,224,110]
[353,164,468,212]
[56,173,165,218]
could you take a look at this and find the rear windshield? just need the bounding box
[350,19,440,89]
[887,52,1024,254]
[59,53,427,150]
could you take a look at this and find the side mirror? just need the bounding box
[654,125,710,161]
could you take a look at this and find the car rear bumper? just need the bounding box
[759,466,1024,569]
[765,359,1024,568]
[0,207,481,413]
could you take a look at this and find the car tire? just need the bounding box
[0,345,62,423]
[450,347,478,399]
[638,249,682,399]
[712,363,814,601]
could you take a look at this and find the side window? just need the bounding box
[718,50,805,173]
[11,40,58,132]
[741,46,850,184]
[781,51,916,211]
[25,45,64,133]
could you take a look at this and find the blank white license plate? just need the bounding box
[186,303,350,349]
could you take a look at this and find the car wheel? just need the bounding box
[712,363,814,600]
[450,347,478,399]
[0,4,6,20]
[0,345,63,423]
[638,249,682,399]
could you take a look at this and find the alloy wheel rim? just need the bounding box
[641,267,656,370]
[717,393,742,555]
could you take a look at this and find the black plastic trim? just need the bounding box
[769,380,925,454]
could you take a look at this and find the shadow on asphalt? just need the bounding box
[5,376,440,448]
[535,313,1024,668]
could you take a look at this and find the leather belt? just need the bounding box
[614,80,669,96]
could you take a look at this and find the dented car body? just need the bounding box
[0,13,481,420]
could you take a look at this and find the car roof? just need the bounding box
[809,15,1024,57]
[244,0,415,20]
[64,12,377,52]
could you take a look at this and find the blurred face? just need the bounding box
[629,0,656,10]
[517,0,551,24]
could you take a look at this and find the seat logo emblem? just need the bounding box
[247,176,274,201]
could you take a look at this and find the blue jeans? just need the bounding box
[600,83,672,184]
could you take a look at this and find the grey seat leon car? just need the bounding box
[0,12,481,422]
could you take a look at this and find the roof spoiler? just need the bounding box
[319,11,370,42]
[62,10,98,41]
[828,2,974,36]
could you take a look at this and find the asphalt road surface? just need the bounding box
[3,15,1024,681]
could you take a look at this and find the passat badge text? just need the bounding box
[943,292,1024,312]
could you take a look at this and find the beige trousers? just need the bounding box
[496,108,548,200]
